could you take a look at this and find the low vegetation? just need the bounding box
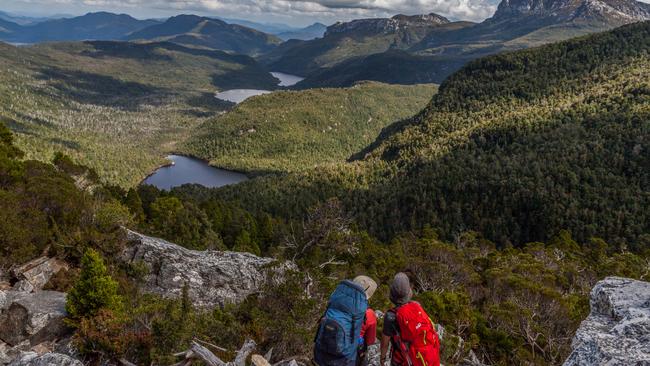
[3,120,647,365]
[183,82,436,174]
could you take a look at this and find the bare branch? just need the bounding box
[234,339,257,366]
[190,341,228,366]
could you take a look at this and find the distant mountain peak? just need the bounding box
[493,0,650,22]
[326,13,450,36]
[391,13,451,25]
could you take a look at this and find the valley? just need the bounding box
[0,2,648,366]
[185,82,436,174]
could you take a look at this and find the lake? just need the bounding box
[215,72,304,104]
[143,155,248,190]
[215,89,272,103]
[271,72,305,87]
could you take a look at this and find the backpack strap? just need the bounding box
[390,305,414,366]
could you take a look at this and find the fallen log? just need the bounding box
[171,339,257,366]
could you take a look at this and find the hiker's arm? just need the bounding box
[364,311,377,345]
[380,334,390,365]
[365,320,377,345]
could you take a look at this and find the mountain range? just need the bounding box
[271,0,650,87]
[0,0,649,84]
[261,14,472,77]
[0,10,326,47]
[125,15,282,56]
[217,17,327,40]
[276,23,328,40]
[0,11,158,43]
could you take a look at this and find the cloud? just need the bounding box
[12,0,498,22]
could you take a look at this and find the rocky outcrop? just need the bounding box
[493,0,650,23]
[10,258,67,293]
[326,13,450,36]
[122,230,295,308]
[0,291,68,347]
[8,352,82,366]
[563,277,650,366]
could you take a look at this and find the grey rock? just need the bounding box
[366,343,382,366]
[10,258,67,293]
[8,352,82,366]
[0,291,68,347]
[122,230,296,308]
[1,340,30,366]
[0,341,10,365]
[459,350,486,366]
[493,0,650,23]
[563,277,650,366]
[326,13,449,36]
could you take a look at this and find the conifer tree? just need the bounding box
[66,248,123,321]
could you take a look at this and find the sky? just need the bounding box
[0,0,503,27]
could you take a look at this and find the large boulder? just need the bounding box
[0,291,68,347]
[122,230,295,308]
[8,352,82,366]
[10,258,67,293]
[563,277,650,366]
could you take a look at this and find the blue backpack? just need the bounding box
[314,280,368,366]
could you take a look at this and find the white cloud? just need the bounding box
[1,0,499,24]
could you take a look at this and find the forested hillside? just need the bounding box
[0,40,275,186]
[182,82,436,174]
[212,21,650,247]
[3,117,649,366]
[1,21,649,366]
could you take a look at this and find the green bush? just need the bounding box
[66,249,123,321]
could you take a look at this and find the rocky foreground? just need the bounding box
[122,230,295,308]
[563,277,650,366]
[1,231,648,365]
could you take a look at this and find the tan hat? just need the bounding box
[353,275,378,300]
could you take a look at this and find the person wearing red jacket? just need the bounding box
[380,273,440,366]
[353,275,378,366]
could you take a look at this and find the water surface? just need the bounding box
[143,155,248,190]
[215,72,304,104]
[215,89,272,103]
[271,72,305,87]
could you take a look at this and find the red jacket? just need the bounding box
[360,308,377,345]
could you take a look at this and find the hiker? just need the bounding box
[353,276,378,366]
[380,273,440,366]
[314,277,370,366]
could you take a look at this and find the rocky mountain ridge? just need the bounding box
[493,0,650,23]
[325,13,451,36]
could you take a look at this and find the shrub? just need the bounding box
[66,248,123,321]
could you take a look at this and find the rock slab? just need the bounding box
[10,258,67,293]
[0,291,68,347]
[563,276,650,366]
[8,352,82,366]
[122,230,294,308]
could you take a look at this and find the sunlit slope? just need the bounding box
[182,82,436,174]
[0,41,277,186]
[214,22,650,247]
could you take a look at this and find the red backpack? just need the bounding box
[390,302,440,366]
